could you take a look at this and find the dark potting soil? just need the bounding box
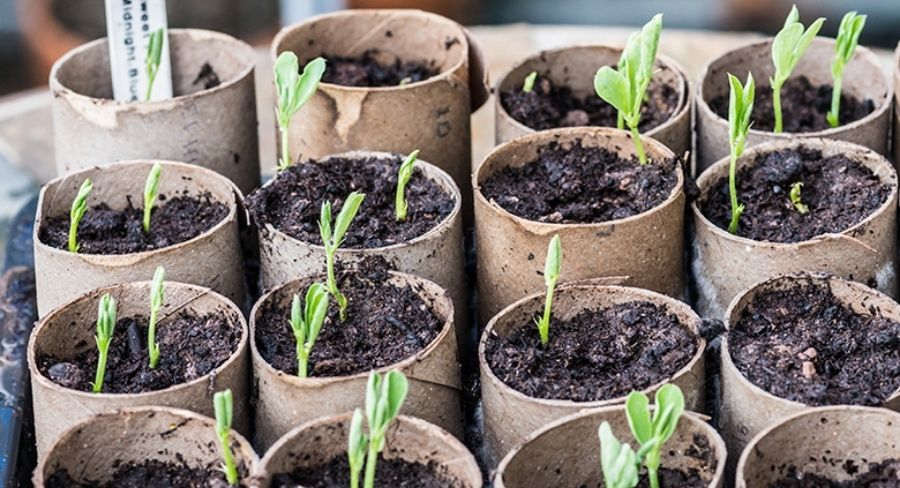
[271,456,459,488]
[246,154,454,248]
[729,280,900,406]
[589,434,716,487]
[38,310,241,394]
[38,192,228,255]
[319,50,439,87]
[501,74,680,132]
[699,146,891,243]
[709,76,874,133]
[484,301,699,402]
[192,62,221,90]
[479,140,678,224]
[255,266,443,377]
[45,459,241,488]
[768,458,900,487]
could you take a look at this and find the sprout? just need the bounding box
[143,162,162,233]
[145,28,165,101]
[827,12,866,128]
[398,77,412,86]
[68,178,93,253]
[319,191,365,321]
[726,72,755,235]
[91,293,117,393]
[789,182,809,214]
[598,422,639,488]
[625,384,685,488]
[347,409,367,488]
[274,53,326,171]
[395,150,419,222]
[534,235,562,346]
[347,370,409,488]
[290,283,329,377]
[593,14,663,164]
[770,5,825,133]
[522,71,538,93]
[214,389,240,486]
[147,266,165,369]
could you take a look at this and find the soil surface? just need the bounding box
[192,62,221,90]
[39,192,228,255]
[480,140,678,224]
[699,146,891,243]
[320,50,439,87]
[729,280,900,406]
[38,310,241,394]
[501,73,680,132]
[485,301,699,401]
[46,459,241,488]
[709,76,874,133]
[272,456,459,488]
[590,468,706,488]
[768,458,900,487]
[247,154,453,248]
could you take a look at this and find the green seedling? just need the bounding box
[522,71,538,92]
[214,389,240,485]
[147,266,165,369]
[347,370,409,488]
[534,235,562,346]
[92,293,117,393]
[143,162,162,233]
[347,408,367,488]
[789,182,809,214]
[598,422,639,488]
[770,5,825,133]
[827,11,866,128]
[395,150,419,222]
[145,28,165,101]
[68,178,93,253]
[275,53,326,171]
[726,72,755,234]
[319,191,365,321]
[625,384,685,488]
[593,14,663,164]
[290,282,329,377]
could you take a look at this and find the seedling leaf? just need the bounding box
[92,293,117,393]
[275,53,326,170]
[395,150,419,221]
[145,28,165,101]
[770,5,825,132]
[214,389,239,485]
[533,235,562,345]
[68,178,93,253]
[143,162,162,233]
[147,266,165,369]
[726,72,754,234]
[827,11,866,127]
[598,422,639,488]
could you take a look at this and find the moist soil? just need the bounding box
[320,50,439,87]
[479,140,678,224]
[699,146,891,243]
[501,74,680,132]
[255,265,443,377]
[769,458,900,487]
[38,310,241,394]
[246,154,454,248]
[271,456,459,488]
[39,192,228,255]
[729,280,900,406]
[709,76,874,133]
[46,459,240,488]
[484,301,699,401]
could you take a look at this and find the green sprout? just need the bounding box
[347,370,409,488]
[92,293,117,393]
[395,150,419,222]
[770,5,825,133]
[145,28,165,101]
[142,162,161,233]
[534,235,562,346]
[726,73,755,235]
[68,178,93,253]
[625,384,685,488]
[290,283,329,377]
[522,71,538,92]
[827,11,866,128]
[789,182,809,214]
[275,53,326,171]
[319,191,365,321]
[598,422,639,488]
[213,389,240,486]
[593,14,663,164]
[347,408,367,488]
[147,266,165,369]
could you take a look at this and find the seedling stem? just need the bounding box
[145,28,165,101]
[319,192,366,320]
[274,53,326,170]
[534,235,562,345]
[214,389,240,485]
[726,73,754,234]
[68,179,93,253]
[290,283,329,377]
[143,162,161,233]
[827,12,866,128]
[147,266,165,368]
[770,5,825,133]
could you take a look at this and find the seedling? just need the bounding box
[522,71,538,92]
[214,389,240,485]
[534,235,562,346]
[770,5,825,133]
[347,408,367,488]
[68,178,93,253]
[593,14,663,164]
[92,293,117,393]
[726,73,755,234]
[144,28,165,101]
[147,266,165,369]
[625,384,685,488]
[347,370,409,488]
[290,282,329,377]
[395,150,419,222]
[789,182,809,214]
[142,162,162,233]
[274,53,326,170]
[319,191,365,321]
[827,11,866,128]
[598,422,639,488]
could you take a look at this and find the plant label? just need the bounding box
[104,0,173,102]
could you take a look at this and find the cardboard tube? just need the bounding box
[893,42,900,165]
[250,271,461,449]
[474,127,684,323]
[254,413,482,487]
[27,281,250,458]
[33,407,258,486]
[33,160,246,317]
[736,406,900,487]
[691,138,898,319]
[479,284,705,466]
[49,29,261,193]
[696,38,893,173]
[496,407,726,488]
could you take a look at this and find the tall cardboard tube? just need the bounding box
[893,42,900,165]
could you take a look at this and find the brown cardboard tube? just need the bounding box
[474,126,684,323]
[479,284,705,466]
[33,159,247,317]
[33,407,258,486]
[696,38,893,173]
[49,29,261,193]
[736,406,900,487]
[495,407,726,488]
[250,271,462,449]
[254,413,482,487]
[691,138,898,319]
[893,42,900,165]
[27,281,250,458]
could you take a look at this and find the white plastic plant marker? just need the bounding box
[104,0,173,101]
